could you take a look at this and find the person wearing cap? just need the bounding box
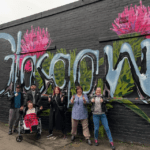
[25,84,41,108]
[8,85,24,135]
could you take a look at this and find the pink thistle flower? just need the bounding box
[18,26,52,72]
[110,1,150,38]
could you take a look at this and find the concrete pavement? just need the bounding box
[0,121,150,150]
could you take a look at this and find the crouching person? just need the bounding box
[20,101,43,133]
[8,85,24,135]
[91,87,115,150]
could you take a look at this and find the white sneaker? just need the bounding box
[47,134,53,138]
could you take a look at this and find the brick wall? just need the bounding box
[0,0,150,144]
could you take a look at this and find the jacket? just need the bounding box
[90,96,107,113]
[9,92,24,109]
[25,90,41,107]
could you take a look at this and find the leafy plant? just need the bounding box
[109,99,150,123]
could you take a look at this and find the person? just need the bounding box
[8,85,24,135]
[91,87,115,150]
[47,86,67,139]
[20,101,43,133]
[25,84,41,108]
[70,86,92,145]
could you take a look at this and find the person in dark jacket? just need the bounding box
[47,86,67,139]
[8,85,24,135]
[25,84,41,107]
[91,87,115,150]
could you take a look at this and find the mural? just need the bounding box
[0,1,150,124]
[0,26,101,107]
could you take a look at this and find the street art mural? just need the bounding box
[0,1,150,124]
[103,1,150,99]
[0,26,101,106]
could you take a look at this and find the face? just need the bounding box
[16,88,20,92]
[96,88,101,95]
[31,85,36,91]
[28,103,33,109]
[55,87,60,94]
[77,88,82,95]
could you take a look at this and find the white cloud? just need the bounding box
[0,0,79,24]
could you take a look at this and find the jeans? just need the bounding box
[93,114,113,142]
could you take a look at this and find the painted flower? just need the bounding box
[19,26,52,72]
[111,1,150,38]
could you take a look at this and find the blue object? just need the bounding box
[71,94,89,120]
[14,92,21,108]
[93,114,113,142]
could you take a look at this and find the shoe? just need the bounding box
[8,129,12,135]
[47,134,53,138]
[13,129,18,133]
[71,135,75,141]
[110,143,115,150]
[86,139,92,145]
[95,140,99,146]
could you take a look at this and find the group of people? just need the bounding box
[8,84,115,150]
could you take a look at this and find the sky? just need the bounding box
[0,0,78,24]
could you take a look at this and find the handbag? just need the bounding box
[54,96,64,111]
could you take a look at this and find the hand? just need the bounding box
[61,97,64,102]
[40,106,43,110]
[83,95,86,101]
[73,95,75,100]
[83,95,86,103]
[100,98,103,103]
[71,95,75,104]
[20,106,24,111]
[91,98,95,103]
[15,93,18,97]
[48,97,51,102]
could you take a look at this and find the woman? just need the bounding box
[47,86,67,139]
[20,101,43,133]
[91,87,115,150]
[70,86,92,145]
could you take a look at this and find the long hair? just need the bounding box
[53,86,61,96]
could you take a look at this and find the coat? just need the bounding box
[25,90,41,107]
[48,94,67,131]
[9,92,24,109]
[90,96,107,113]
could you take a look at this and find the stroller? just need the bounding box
[16,107,42,142]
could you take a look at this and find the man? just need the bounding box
[25,84,41,107]
[8,85,24,135]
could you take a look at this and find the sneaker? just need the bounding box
[47,134,53,138]
[110,142,115,150]
[8,129,12,135]
[95,140,99,146]
[71,135,75,141]
[86,139,92,145]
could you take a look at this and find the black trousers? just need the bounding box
[49,111,66,135]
